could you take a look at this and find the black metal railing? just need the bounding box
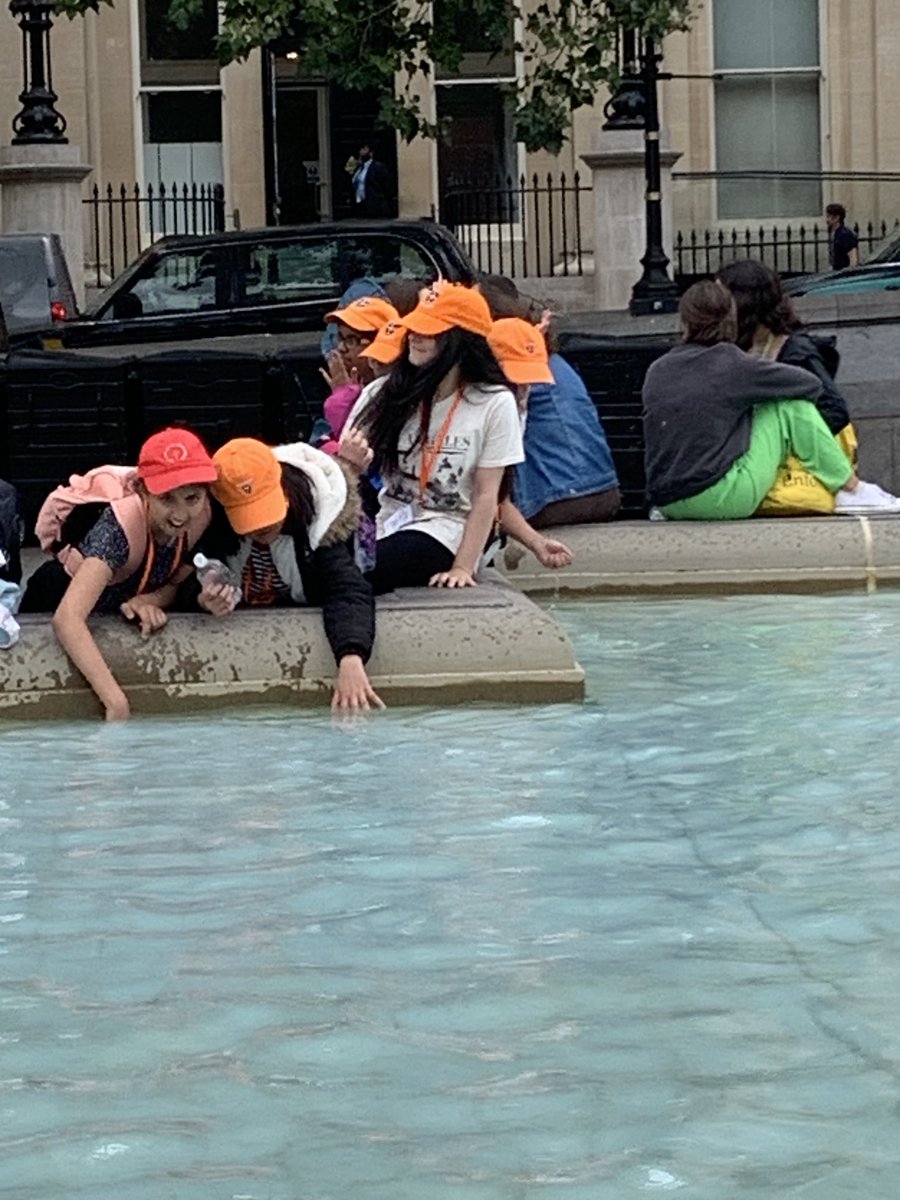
[440,172,591,279]
[84,181,227,289]
[671,168,900,281]
[673,219,900,281]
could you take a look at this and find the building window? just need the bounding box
[142,91,224,187]
[713,0,821,220]
[141,0,219,85]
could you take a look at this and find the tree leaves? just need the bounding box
[55,0,696,153]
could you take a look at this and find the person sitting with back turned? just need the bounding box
[642,280,900,519]
[478,274,620,527]
[717,259,851,436]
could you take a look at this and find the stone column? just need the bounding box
[581,130,682,313]
[0,143,93,308]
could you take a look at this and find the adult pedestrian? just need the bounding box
[825,203,859,270]
[351,144,392,219]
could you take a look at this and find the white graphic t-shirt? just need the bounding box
[349,382,524,554]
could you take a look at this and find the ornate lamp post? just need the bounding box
[603,32,679,316]
[9,0,68,144]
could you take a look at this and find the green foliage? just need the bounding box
[55,0,696,153]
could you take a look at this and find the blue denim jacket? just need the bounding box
[514,355,619,520]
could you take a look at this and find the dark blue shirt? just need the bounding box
[80,506,180,614]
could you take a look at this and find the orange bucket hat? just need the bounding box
[487,318,554,385]
[211,438,288,536]
[360,319,407,365]
[402,282,493,339]
[325,295,399,333]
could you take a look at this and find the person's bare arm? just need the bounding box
[52,557,131,721]
[430,466,504,588]
[848,245,860,267]
[499,498,573,569]
[120,563,193,635]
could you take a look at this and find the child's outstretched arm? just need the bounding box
[52,558,132,721]
[499,498,574,569]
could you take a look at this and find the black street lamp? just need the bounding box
[603,32,679,316]
[9,0,68,144]
[628,37,679,315]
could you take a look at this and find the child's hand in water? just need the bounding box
[338,428,374,472]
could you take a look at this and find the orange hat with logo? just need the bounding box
[487,318,554,385]
[402,282,493,339]
[360,318,407,365]
[325,295,399,333]
[211,438,288,535]
[137,428,218,495]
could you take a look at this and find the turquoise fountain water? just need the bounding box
[3,594,900,1199]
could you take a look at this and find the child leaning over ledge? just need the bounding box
[21,428,217,721]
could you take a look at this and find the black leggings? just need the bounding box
[366,530,454,594]
[19,559,71,613]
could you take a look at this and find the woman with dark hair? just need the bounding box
[348,283,524,591]
[716,259,850,435]
[193,437,382,710]
[642,280,900,519]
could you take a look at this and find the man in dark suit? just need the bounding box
[351,144,393,218]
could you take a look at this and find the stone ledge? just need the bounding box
[0,580,585,720]
[501,516,900,595]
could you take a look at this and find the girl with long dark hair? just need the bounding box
[348,284,524,591]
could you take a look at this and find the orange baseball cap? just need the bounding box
[137,428,217,495]
[487,318,554,385]
[211,438,288,536]
[325,295,399,333]
[402,283,493,338]
[360,319,407,364]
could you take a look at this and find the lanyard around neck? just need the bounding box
[418,387,463,499]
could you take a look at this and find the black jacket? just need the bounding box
[777,333,850,435]
[0,478,22,584]
[186,480,375,667]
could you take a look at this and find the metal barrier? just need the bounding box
[83,182,227,289]
[440,173,591,279]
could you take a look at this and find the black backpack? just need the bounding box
[0,479,23,584]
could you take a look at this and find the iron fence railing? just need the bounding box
[83,181,227,289]
[673,219,900,280]
[440,172,591,279]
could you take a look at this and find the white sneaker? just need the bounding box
[835,480,900,515]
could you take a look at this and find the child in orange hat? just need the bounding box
[192,436,382,711]
[487,318,574,571]
[21,427,217,720]
[345,282,524,591]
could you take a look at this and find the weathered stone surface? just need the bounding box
[0,581,585,719]
[501,516,900,596]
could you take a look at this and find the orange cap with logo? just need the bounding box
[360,319,407,364]
[402,282,493,339]
[487,318,554,384]
[211,438,288,536]
[325,295,400,333]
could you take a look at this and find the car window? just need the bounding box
[100,248,228,319]
[234,235,440,308]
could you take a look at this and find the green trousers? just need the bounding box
[661,400,853,521]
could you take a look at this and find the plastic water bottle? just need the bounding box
[193,553,240,612]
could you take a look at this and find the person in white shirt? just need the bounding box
[345,283,524,591]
